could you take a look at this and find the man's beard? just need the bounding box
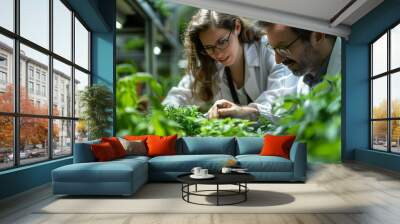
[282,44,321,77]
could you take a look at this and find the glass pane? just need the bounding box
[0,0,14,31]
[0,116,14,170]
[20,44,49,115]
[391,72,400,118]
[391,24,400,70]
[75,120,88,143]
[372,121,388,151]
[53,59,72,117]
[391,120,400,153]
[20,117,49,165]
[74,69,89,118]
[372,77,387,119]
[74,17,89,70]
[53,119,72,158]
[372,33,387,76]
[20,0,49,49]
[53,0,72,60]
[0,35,14,113]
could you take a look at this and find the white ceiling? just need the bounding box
[167,0,384,38]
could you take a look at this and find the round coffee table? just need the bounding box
[177,173,255,206]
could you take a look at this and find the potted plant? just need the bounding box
[79,84,113,140]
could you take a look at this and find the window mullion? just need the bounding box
[49,0,53,160]
[14,0,20,167]
[388,30,391,153]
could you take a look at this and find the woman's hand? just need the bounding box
[207,99,260,120]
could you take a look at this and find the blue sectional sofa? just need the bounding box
[52,137,307,196]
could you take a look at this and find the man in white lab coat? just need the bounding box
[211,23,341,120]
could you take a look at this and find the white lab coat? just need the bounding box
[162,39,298,118]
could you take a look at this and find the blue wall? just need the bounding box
[344,0,400,171]
[0,0,116,200]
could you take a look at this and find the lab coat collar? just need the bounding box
[215,42,261,103]
[243,42,261,101]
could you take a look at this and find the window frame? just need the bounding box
[0,0,92,171]
[370,20,400,154]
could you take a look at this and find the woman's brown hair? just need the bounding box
[184,10,263,102]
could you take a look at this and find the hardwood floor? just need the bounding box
[1,162,400,224]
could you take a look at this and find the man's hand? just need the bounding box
[207,99,260,120]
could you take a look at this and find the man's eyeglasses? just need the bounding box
[266,36,300,57]
[201,30,233,55]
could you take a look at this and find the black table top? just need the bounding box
[177,172,255,185]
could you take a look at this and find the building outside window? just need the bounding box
[370,22,400,154]
[0,0,91,170]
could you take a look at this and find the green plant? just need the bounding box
[116,64,183,136]
[163,106,269,137]
[79,84,113,140]
[164,106,203,136]
[124,37,145,51]
[272,74,342,162]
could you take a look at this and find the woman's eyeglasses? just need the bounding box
[201,30,233,55]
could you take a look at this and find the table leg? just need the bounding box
[217,184,219,206]
[195,184,197,192]
[245,183,247,201]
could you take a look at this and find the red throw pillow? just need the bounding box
[101,137,126,158]
[124,135,149,141]
[260,135,296,159]
[91,142,117,161]
[146,135,177,157]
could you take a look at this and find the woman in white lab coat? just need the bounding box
[162,10,297,119]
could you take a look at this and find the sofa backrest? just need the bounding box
[73,139,100,163]
[177,137,236,155]
[236,137,264,155]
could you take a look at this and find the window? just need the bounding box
[75,17,90,70]
[28,67,34,80]
[0,54,8,86]
[0,0,14,32]
[35,70,41,81]
[0,55,7,67]
[36,83,40,95]
[371,23,400,154]
[0,71,6,85]
[0,35,13,113]
[28,81,34,94]
[42,85,46,97]
[0,0,91,170]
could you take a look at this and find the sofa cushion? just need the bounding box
[236,137,264,155]
[260,135,296,159]
[147,135,177,157]
[179,137,235,155]
[236,155,293,172]
[148,154,235,172]
[101,137,127,158]
[119,138,147,156]
[91,142,118,161]
[52,159,147,183]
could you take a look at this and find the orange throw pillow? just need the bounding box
[124,135,149,141]
[101,137,126,158]
[146,135,177,157]
[91,142,117,161]
[260,135,296,159]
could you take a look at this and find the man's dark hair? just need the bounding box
[256,21,335,42]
